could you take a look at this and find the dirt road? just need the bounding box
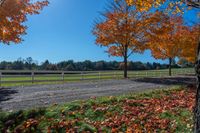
[0,76,195,111]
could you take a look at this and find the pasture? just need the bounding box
[0,68,194,87]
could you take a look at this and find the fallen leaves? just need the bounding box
[0,87,196,132]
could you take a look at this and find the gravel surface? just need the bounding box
[0,76,195,111]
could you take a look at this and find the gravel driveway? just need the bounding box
[0,76,195,111]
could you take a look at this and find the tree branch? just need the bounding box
[186,0,200,8]
[0,0,6,6]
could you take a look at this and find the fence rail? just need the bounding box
[0,68,195,86]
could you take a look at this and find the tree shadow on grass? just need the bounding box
[133,76,196,86]
[0,88,18,103]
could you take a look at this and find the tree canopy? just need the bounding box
[125,0,200,11]
[0,0,49,44]
[93,0,165,78]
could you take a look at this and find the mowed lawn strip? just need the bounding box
[0,86,195,132]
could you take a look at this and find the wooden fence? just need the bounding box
[0,69,195,86]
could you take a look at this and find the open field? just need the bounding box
[0,68,194,87]
[0,86,195,132]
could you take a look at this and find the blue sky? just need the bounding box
[0,0,199,64]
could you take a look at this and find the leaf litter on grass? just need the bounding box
[0,86,196,132]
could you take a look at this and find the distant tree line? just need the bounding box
[0,57,193,71]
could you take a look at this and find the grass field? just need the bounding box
[0,68,194,87]
[0,86,195,132]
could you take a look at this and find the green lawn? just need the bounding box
[0,68,194,87]
[0,86,195,132]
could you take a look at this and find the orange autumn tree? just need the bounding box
[93,0,149,78]
[147,14,184,76]
[125,0,200,131]
[0,0,49,44]
[178,25,200,63]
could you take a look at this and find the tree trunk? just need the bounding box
[195,41,200,133]
[124,45,128,78]
[169,57,172,76]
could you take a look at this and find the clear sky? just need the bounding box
[0,0,199,64]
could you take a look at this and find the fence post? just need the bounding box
[146,72,148,77]
[0,72,2,87]
[81,72,84,80]
[99,72,101,80]
[31,71,34,83]
[62,72,64,81]
[114,72,117,79]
